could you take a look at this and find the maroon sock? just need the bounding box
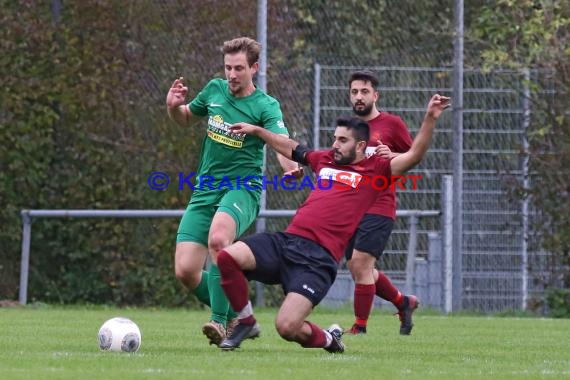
[300,321,327,348]
[217,250,249,313]
[353,284,375,325]
[375,271,404,308]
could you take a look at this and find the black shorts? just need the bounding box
[344,214,395,260]
[240,232,337,306]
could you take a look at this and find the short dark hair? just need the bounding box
[348,70,379,89]
[222,37,260,67]
[335,117,370,143]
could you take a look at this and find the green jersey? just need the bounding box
[189,78,289,187]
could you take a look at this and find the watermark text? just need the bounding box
[147,172,422,191]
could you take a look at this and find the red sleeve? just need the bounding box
[391,117,413,153]
[305,150,324,173]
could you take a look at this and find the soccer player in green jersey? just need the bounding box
[165,37,300,347]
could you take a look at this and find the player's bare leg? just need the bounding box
[276,293,345,353]
[174,242,209,297]
[175,242,226,341]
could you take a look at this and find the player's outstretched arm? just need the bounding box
[390,94,450,176]
[230,122,300,160]
[277,153,304,178]
[166,77,199,127]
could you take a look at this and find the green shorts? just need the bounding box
[176,188,262,245]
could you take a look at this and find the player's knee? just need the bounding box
[348,260,374,283]
[275,319,298,341]
[174,254,201,289]
[350,252,374,271]
[208,231,233,253]
[174,264,200,290]
[348,259,367,275]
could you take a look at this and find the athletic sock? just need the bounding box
[218,250,252,320]
[353,283,375,326]
[207,264,229,326]
[226,307,238,321]
[300,321,327,348]
[236,301,255,325]
[375,271,404,309]
[192,270,211,307]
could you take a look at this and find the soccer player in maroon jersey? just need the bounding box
[345,70,418,335]
[215,94,450,353]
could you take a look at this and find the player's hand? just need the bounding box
[230,122,261,136]
[166,77,189,108]
[374,139,393,159]
[283,166,304,182]
[426,94,451,120]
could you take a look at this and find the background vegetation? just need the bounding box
[1,1,568,311]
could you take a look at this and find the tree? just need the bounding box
[472,0,570,288]
[0,0,253,304]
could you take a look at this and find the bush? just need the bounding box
[546,288,570,318]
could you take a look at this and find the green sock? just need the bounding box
[208,264,229,326]
[227,307,237,321]
[192,270,210,308]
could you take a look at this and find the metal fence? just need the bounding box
[18,209,439,307]
[314,64,543,312]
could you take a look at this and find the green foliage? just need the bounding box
[1,1,61,299]
[285,0,455,65]
[472,0,570,288]
[0,1,203,304]
[473,0,569,68]
[546,288,570,318]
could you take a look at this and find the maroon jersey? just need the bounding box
[365,112,412,219]
[285,150,391,262]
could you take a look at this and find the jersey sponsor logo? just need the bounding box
[276,120,286,130]
[207,115,245,148]
[209,102,223,107]
[209,114,227,130]
[207,130,243,148]
[318,167,365,188]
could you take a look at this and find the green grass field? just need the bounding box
[1,305,569,380]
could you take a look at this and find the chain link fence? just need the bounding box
[314,65,553,312]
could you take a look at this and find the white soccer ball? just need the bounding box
[98,317,142,352]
